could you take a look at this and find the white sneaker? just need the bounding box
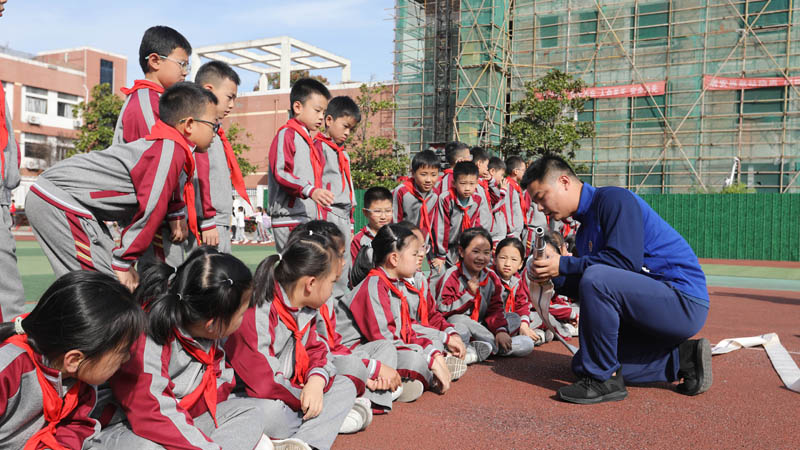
[271,438,311,450]
[396,380,424,403]
[563,323,579,337]
[445,355,467,381]
[242,239,250,244]
[339,397,372,434]
[391,384,404,401]
[470,341,493,362]
[464,346,479,365]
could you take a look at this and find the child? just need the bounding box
[25,82,218,292]
[0,66,23,321]
[351,186,393,266]
[392,150,439,244]
[90,247,273,450]
[268,78,332,251]
[434,141,471,195]
[0,271,145,449]
[435,227,535,357]
[341,224,455,401]
[314,96,360,299]
[531,230,579,338]
[224,232,357,450]
[486,156,510,244]
[233,206,247,244]
[519,160,548,257]
[504,156,527,240]
[193,60,251,254]
[432,161,492,269]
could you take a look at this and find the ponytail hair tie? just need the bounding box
[168,266,178,285]
[14,316,25,335]
[226,278,234,286]
[176,293,183,302]
[277,253,283,262]
[308,230,314,236]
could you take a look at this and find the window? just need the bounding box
[634,3,669,47]
[578,11,598,45]
[23,133,50,161]
[740,0,789,28]
[100,59,114,87]
[57,92,79,118]
[578,98,594,122]
[25,86,48,114]
[630,94,665,128]
[539,15,559,48]
[741,87,784,121]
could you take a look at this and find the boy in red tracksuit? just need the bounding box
[392,149,439,270]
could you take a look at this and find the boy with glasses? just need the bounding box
[351,187,393,266]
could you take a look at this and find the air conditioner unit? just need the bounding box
[27,115,42,125]
[73,119,82,128]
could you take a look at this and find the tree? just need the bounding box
[263,69,329,90]
[70,83,123,157]
[348,83,409,190]
[225,122,257,176]
[497,69,595,162]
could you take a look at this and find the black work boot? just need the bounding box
[677,338,713,396]
[558,371,628,404]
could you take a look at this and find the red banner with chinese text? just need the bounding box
[575,81,666,99]
[703,75,800,90]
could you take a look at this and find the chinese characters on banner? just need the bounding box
[703,75,800,90]
[575,81,667,99]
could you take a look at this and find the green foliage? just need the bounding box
[70,83,123,157]
[226,122,257,176]
[349,83,409,190]
[497,69,595,162]
[719,181,756,194]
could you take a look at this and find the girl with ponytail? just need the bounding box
[0,271,144,450]
[86,247,274,450]
[224,230,359,450]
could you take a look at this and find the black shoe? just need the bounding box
[677,338,712,396]
[558,372,628,404]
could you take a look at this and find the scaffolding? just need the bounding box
[394,0,800,193]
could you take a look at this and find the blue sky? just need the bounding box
[0,0,395,89]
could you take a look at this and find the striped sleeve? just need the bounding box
[392,185,405,223]
[2,98,20,190]
[484,272,510,334]
[268,128,314,199]
[432,194,450,261]
[121,89,160,144]
[192,151,216,231]
[509,188,524,238]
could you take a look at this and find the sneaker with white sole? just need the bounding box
[396,379,424,402]
[271,438,311,450]
[445,355,467,381]
[337,397,372,434]
[464,346,479,365]
[470,341,493,362]
[390,384,404,401]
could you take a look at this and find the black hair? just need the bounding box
[135,246,254,345]
[543,229,566,253]
[195,61,241,87]
[520,154,578,189]
[458,227,493,256]
[363,186,393,209]
[411,150,440,173]
[289,78,331,117]
[505,155,525,173]
[470,146,489,163]
[0,271,145,366]
[350,223,417,287]
[252,231,338,307]
[495,237,525,262]
[159,82,218,127]
[444,141,470,165]
[453,161,479,181]
[325,96,361,123]
[488,156,505,172]
[138,25,192,73]
[290,220,345,254]
[565,235,577,255]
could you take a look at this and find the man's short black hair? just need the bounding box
[488,156,505,172]
[453,161,479,181]
[289,78,331,117]
[363,186,393,209]
[139,26,192,73]
[325,96,361,122]
[159,82,218,127]
[520,154,578,189]
[505,155,525,173]
[195,61,240,87]
[470,146,489,163]
[411,150,440,173]
[444,141,470,165]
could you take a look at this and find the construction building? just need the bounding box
[394,0,800,193]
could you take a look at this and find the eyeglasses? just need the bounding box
[364,208,393,216]
[157,54,191,72]
[180,118,220,134]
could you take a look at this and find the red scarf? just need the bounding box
[501,278,518,313]
[272,285,311,385]
[145,121,199,242]
[401,278,429,326]
[1,82,8,179]
[174,331,220,426]
[218,129,252,207]
[318,303,338,349]
[403,180,432,237]
[453,191,476,232]
[370,269,413,344]
[4,334,83,450]
[314,133,353,205]
[120,79,165,96]
[278,119,324,219]
[460,266,490,321]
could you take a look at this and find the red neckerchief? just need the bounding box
[401,278,429,326]
[501,277,518,313]
[120,79,165,96]
[360,226,376,240]
[173,331,220,426]
[145,120,199,242]
[319,303,338,349]
[278,119,324,219]
[314,133,353,205]
[272,283,312,385]
[452,190,476,232]
[403,180,432,237]
[5,332,83,450]
[458,264,490,321]
[218,129,252,207]
[1,83,7,178]
[370,269,413,344]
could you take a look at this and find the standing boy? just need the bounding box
[351,186,393,265]
[393,150,439,243]
[25,83,218,292]
[434,141,471,195]
[267,78,332,251]
[504,155,527,239]
[0,66,23,320]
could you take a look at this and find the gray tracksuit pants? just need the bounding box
[0,205,24,320]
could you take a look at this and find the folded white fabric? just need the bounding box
[712,333,800,393]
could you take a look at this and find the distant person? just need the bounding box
[233,206,247,244]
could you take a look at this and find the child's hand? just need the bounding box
[431,354,451,394]
[169,219,187,243]
[431,259,445,271]
[519,322,540,342]
[378,364,402,391]
[495,331,513,352]
[310,189,335,209]
[201,227,219,247]
[498,177,509,190]
[446,334,467,359]
[466,277,479,295]
[115,268,140,292]
[300,376,325,420]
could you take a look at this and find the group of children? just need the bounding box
[0,24,583,450]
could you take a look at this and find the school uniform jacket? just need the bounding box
[499,273,532,325]
[434,265,509,334]
[314,134,355,223]
[402,272,459,341]
[482,178,507,244]
[106,330,235,450]
[433,169,453,195]
[191,136,227,233]
[504,178,525,239]
[432,189,492,264]
[224,283,335,412]
[1,94,20,204]
[338,268,442,367]
[392,180,437,240]
[113,80,163,145]
[0,342,99,450]
[350,226,376,266]
[267,118,324,228]
[29,121,192,272]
